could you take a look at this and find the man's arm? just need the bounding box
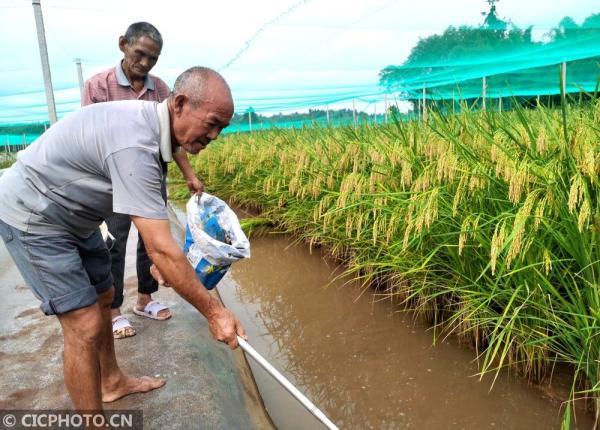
[131,216,245,348]
[173,150,204,194]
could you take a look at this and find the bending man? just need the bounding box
[0,67,245,414]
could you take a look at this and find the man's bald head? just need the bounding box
[171,67,233,110]
[169,67,234,154]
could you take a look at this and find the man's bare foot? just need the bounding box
[102,374,165,403]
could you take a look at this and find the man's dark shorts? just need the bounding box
[0,219,114,315]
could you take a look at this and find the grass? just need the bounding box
[170,100,600,428]
[0,152,16,169]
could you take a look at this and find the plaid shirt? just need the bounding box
[82,62,170,106]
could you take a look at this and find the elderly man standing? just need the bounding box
[83,22,203,339]
[0,67,245,413]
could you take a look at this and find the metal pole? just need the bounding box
[384,94,388,124]
[76,58,84,102]
[561,61,567,96]
[237,337,339,430]
[248,111,252,132]
[326,105,330,125]
[352,99,357,127]
[32,0,57,124]
[499,97,502,113]
[373,102,377,125]
[452,92,455,115]
[422,84,427,123]
[482,76,487,111]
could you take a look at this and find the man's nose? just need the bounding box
[207,129,219,141]
[140,57,151,68]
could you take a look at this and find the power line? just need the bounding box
[220,0,312,70]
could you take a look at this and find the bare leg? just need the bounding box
[96,288,165,402]
[57,302,105,411]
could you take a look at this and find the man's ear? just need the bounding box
[118,36,127,54]
[173,94,188,117]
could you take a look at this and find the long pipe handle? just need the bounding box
[237,336,339,430]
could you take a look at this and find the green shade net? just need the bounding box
[2,9,600,143]
[379,13,600,100]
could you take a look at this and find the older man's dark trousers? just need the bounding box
[106,213,158,309]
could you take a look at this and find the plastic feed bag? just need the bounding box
[184,193,250,289]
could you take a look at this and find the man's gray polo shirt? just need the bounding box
[0,99,173,239]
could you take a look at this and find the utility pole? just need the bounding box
[75,58,84,101]
[32,0,57,124]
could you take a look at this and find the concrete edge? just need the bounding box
[167,202,276,430]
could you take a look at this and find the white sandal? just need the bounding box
[132,301,172,321]
[112,315,136,339]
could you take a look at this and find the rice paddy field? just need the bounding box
[170,100,600,427]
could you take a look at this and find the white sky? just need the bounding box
[0,0,597,120]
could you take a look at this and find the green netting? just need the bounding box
[0,5,599,128]
[379,14,600,100]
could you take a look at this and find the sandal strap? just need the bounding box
[112,316,133,331]
[144,300,169,316]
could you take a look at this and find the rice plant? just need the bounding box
[170,101,600,428]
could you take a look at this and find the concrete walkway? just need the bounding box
[0,206,274,429]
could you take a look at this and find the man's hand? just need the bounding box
[173,149,203,194]
[150,264,169,287]
[207,304,247,349]
[132,216,247,349]
[186,175,204,194]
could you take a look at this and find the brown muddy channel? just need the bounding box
[175,204,593,430]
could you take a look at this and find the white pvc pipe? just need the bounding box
[237,336,339,430]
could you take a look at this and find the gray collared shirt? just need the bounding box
[0,100,172,238]
[115,61,155,91]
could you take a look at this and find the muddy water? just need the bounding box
[171,202,590,429]
[214,232,594,430]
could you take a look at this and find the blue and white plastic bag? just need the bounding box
[183,193,250,289]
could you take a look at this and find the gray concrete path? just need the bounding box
[0,206,274,429]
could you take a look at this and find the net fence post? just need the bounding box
[482,76,487,111]
[384,94,388,124]
[373,101,377,125]
[561,61,567,96]
[422,83,427,123]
